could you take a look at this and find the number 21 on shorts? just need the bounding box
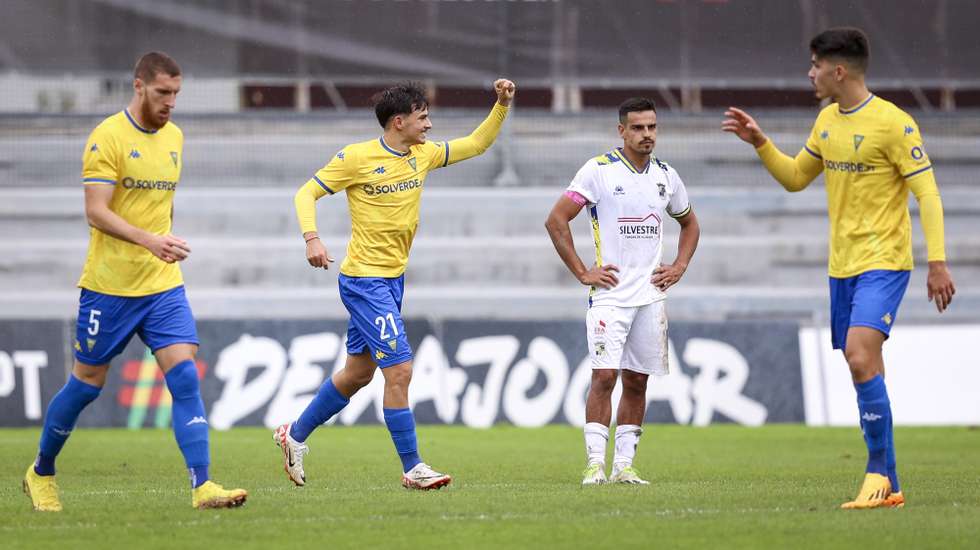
[374,312,400,339]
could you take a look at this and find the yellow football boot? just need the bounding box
[23,464,62,512]
[883,491,905,508]
[191,480,247,509]
[841,472,891,509]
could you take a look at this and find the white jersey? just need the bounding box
[566,148,691,308]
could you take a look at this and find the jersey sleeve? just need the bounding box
[81,124,121,185]
[666,167,692,218]
[802,116,824,161]
[884,113,933,180]
[309,146,359,194]
[419,140,450,171]
[565,161,600,204]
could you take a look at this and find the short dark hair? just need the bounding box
[618,97,657,124]
[810,27,869,73]
[134,51,181,83]
[373,82,429,128]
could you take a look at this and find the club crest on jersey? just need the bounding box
[170,152,178,167]
[408,157,417,171]
[853,135,865,151]
[657,183,666,198]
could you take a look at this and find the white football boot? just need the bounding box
[273,423,309,486]
[401,463,452,490]
[609,464,650,485]
[582,462,607,485]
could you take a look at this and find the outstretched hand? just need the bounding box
[494,79,516,107]
[722,107,768,148]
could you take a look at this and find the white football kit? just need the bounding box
[566,148,691,375]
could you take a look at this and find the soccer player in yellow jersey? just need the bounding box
[274,80,516,490]
[723,27,956,509]
[23,52,246,511]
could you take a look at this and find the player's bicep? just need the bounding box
[549,193,586,224]
[83,184,114,218]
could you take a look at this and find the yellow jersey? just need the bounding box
[298,103,509,277]
[802,95,933,277]
[79,110,184,296]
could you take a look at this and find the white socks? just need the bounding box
[613,424,643,471]
[584,422,609,466]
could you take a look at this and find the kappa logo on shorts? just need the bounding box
[73,339,82,352]
[375,349,387,361]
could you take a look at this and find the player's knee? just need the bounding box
[590,370,618,396]
[383,363,412,391]
[620,372,648,396]
[350,367,375,389]
[844,347,875,379]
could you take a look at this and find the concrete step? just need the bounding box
[3,234,978,290]
[3,187,979,239]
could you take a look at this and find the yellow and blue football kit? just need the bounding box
[81,110,184,296]
[295,102,509,366]
[755,94,947,350]
[75,110,197,365]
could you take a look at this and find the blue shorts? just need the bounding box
[829,270,910,351]
[74,285,199,366]
[338,274,412,368]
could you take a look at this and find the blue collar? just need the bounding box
[124,109,158,134]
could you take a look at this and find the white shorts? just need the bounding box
[586,301,668,376]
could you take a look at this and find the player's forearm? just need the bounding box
[672,212,701,269]
[545,218,588,280]
[909,173,947,262]
[755,140,821,192]
[446,103,509,163]
[85,204,155,248]
[294,180,324,234]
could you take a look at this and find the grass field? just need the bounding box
[2,425,979,549]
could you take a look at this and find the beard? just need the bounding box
[140,99,169,130]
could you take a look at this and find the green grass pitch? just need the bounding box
[2,425,979,549]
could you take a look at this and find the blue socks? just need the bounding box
[290,377,349,443]
[855,375,892,479]
[886,416,900,492]
[35,374,102,476]
[164,360,210,488]
[384,407,421,473]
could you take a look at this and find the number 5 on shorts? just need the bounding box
[88,309,102,336]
